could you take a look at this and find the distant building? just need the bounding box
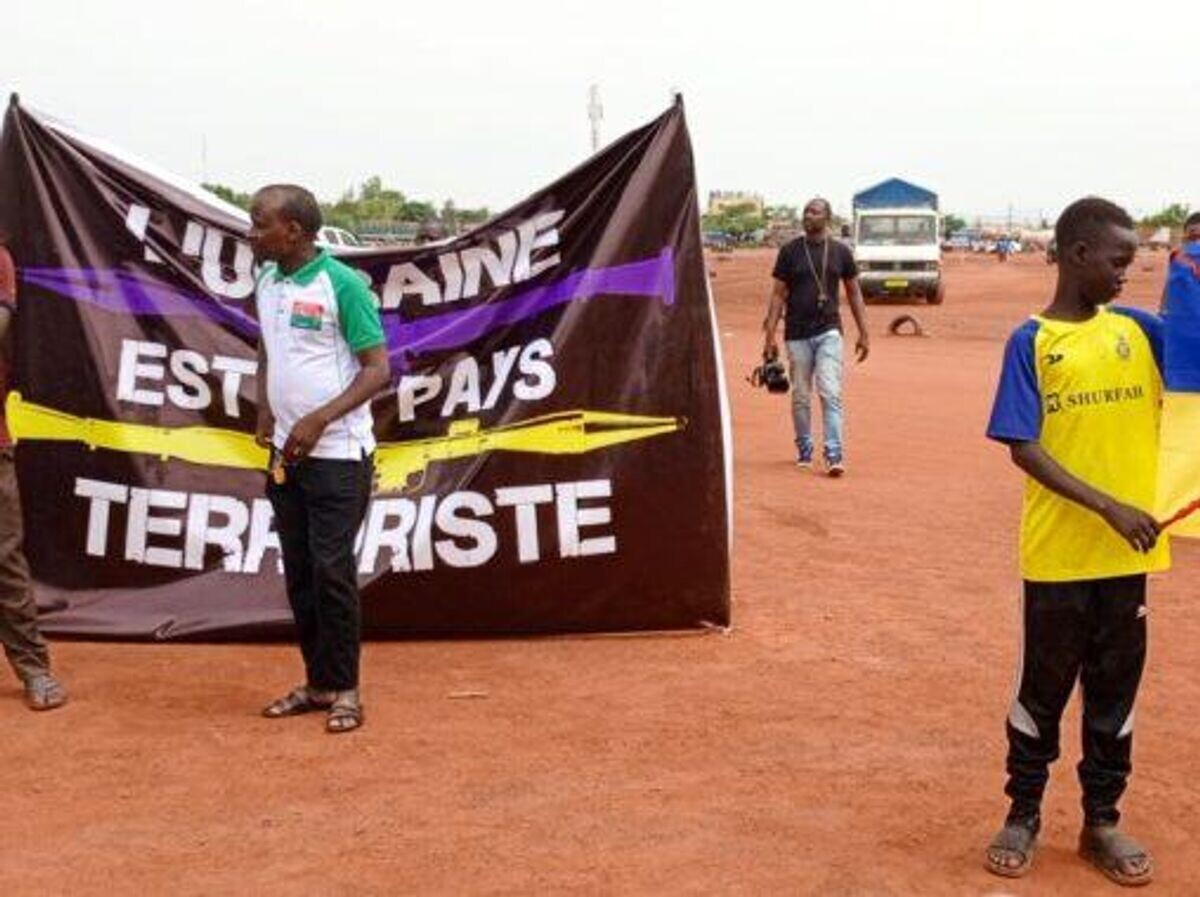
[707,191,764,216]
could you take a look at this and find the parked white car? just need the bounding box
[317,226,363,248]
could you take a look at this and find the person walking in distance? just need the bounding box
[762,198,870,475]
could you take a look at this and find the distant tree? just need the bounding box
[405,200,439,223]
[703,201,766,242]
[202,174,485,237]
[1140,203,1191,230]
[318,176,438,231]
[360,176,386,201]
[441,199,458,233]
[765,204,798,223]
[456,206,491,229]
[202,182,252,210]
[943,213,967,235]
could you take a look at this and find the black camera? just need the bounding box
[748,352,790,393]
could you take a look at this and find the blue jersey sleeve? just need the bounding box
[1110,305,1164,376]
[987,319,1042,443]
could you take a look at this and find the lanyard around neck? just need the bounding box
[802,237,830,304]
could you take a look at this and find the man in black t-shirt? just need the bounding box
[762,198,870,475]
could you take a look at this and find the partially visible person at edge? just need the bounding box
[1159,210,1200,310]
[983,197,1168,886]
[762,197,869,476]
[249,186,390,735]
[0,231,66,710]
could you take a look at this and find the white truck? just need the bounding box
[851,178,943,305]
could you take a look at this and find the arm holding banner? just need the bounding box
[1010,440,1160,553]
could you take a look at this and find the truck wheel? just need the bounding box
[927,282,945,305]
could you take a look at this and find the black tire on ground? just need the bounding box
[887,314,925,337]
[927,282,945,305]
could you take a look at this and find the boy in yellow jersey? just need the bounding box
[983,198,1166,887]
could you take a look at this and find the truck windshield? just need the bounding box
[858,216,936,246]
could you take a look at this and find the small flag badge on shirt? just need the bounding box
[289,301,324,330]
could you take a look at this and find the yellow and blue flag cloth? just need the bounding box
[1157,242,1200,536]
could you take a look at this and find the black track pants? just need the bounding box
[1004,575,1147,826]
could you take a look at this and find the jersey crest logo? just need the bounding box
[1115,333,1131,361]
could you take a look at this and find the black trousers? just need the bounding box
[1005,575,1147,826]
[267,454,373,692]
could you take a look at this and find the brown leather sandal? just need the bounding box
[984,818,1039,878]
[262,685,334,718]
[326,690,364,734]
[1079,825,1153,887]
[24,673,67,711]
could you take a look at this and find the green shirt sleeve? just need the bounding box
[329,261,386,352]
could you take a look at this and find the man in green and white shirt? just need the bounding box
[250,184,389,734]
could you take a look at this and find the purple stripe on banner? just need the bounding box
[23,248,675,370]
[385,248,675,369]
[22,268,260,337]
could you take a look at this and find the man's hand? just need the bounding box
[282,410,330,462]
[1100,501,1160,553]
[763,336,779,361]
[855,332,870,363]
[255,411,275,449]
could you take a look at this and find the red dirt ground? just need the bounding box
[4,249,1199,896]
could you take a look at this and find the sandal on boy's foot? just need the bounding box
[262,685,334,718]
[984,817,1039,878]
[1079,824,1153,887]
[326,690,364,734]
[23,673,67,711]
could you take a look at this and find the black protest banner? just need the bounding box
[0,96,731,638]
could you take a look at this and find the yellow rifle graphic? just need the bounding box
[5,392,685,493]
[373,411,683,492]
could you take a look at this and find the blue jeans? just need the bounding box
[786,330,844,458]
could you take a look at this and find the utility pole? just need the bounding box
[588,84,603,154]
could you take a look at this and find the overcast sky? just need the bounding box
[4,1,1195,223]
